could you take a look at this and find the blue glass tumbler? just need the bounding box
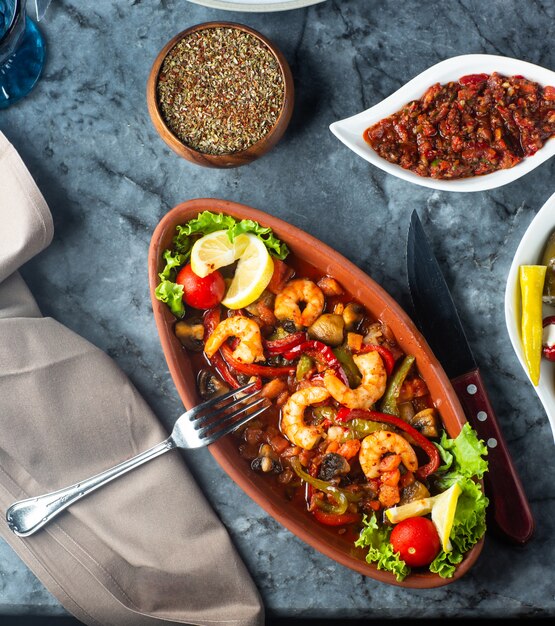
[0,0,45,109]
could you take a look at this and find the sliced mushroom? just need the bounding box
[317,276,344,296]
[399,480,430,505]
[251,443,282,474]
[175,318,204,351]
[409,408,439,438]
[363,321,383,344]
[282,320,298,335]
[318,452,351,481]
[398,401,416,423]
[197,369,230,400]
[308,313,345,346]
[343,302,365,331]
[246,290,277,326]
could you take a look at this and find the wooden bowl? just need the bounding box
[148,198,485,587]
[146,22,294,168]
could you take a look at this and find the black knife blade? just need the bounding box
[406,212,476,379]
[407,209,534,545]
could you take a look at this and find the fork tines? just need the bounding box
[190,382,269,443]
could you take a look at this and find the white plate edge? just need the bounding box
[329,53,555,192]
[186,0,326,11]
[504,191,555,440]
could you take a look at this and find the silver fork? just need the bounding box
[6,382,266,537]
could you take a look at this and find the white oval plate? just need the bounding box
[330,54,555,192]
[505,191,555,440]
[186,0,325,11]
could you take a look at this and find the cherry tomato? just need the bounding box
[390,517,441,567]
[176,263,225,310]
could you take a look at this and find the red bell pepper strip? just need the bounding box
[312,509,361,526]
[283,340,349,386]
[203,307,222,336]
[210,352,243,389]
[202,308,241,389]
[264,331,307,355]
[335,407,352,423]
[336,409,441,480]
[357,344,396,376]
[267,258,295,295]
[220,343,296,377]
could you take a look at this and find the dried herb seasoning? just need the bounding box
[156,27,285,155]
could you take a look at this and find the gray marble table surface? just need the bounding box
[1,0,555,621]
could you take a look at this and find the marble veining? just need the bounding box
[1,0,555,620]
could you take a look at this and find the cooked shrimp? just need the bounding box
[280,386,331,450]
[323,350,387,409]
[274,279,325,329]
[359,431,418,480]
[204,316,264,363]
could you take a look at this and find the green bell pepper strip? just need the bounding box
[334,409,392,439]
[333,345,362,388]
[346,418,393,438]
[379,354,415,416]
[284,341,349,386]
[290,457,362,514]
[296,354,314,381]
[312,405,337,423]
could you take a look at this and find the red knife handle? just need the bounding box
[451,369,534,544]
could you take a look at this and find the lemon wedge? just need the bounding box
[191,230,248,278]
[385,497,434,524]
[430,482,462,552]
[221,234,274,309]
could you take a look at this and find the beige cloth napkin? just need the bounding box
[0,131,264,626]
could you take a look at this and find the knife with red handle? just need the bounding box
[407,210,534,544]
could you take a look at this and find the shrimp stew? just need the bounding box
[155,210,488,582]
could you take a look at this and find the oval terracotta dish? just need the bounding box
[146,22,294,168]
[148,198,484,587]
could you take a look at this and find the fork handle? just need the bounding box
[6,437,176,537]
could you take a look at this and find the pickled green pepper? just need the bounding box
[519,265,547,386]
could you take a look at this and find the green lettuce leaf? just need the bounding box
[435,441,454,472]
[436,422,489,480]
[154,280,185,318]
[175,211,289,260]
[355,513,410,582]
[175,211,236,243]
[159,249,189,281]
